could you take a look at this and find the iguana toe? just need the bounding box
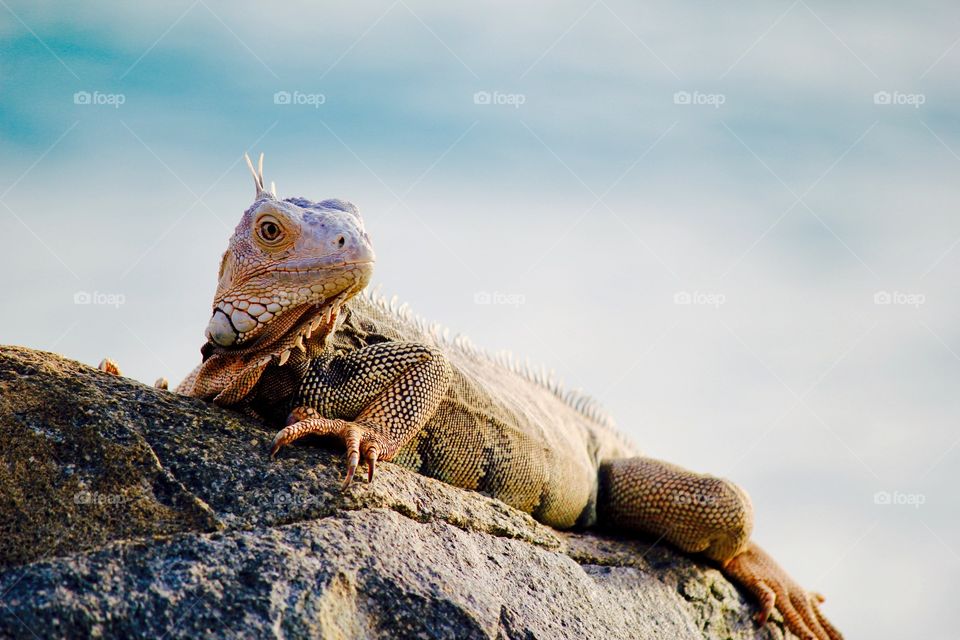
[724,542,841,640]
[98,358,122,376]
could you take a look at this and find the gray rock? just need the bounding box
[0,346,787,639]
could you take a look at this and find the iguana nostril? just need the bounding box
[337,235,346,248]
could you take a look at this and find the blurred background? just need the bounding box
[2,2,958,637]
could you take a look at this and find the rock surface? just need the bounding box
[0,346,786,639]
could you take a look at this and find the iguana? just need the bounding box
[101,154,841,640]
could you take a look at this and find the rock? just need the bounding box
[0,346,785,639]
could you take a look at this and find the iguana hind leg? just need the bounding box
[598,457,841,640]
[270,342,450,486]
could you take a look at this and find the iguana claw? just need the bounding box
[343,450,360,487]
[270,411,387,488]
[366,449,378,483]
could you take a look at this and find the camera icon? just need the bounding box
[873,491,891,505]
[473,91,491,105]
[873,91,891,105]
[673,91,691,105]
[73,490,92,505]
[273,91,292,105]
[873,290,891,305]
[473,291,491,304]
[673,291,692,305]
[73,290,92,305]
[73,91,91,105]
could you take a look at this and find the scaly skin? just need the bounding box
[100,154,842,640]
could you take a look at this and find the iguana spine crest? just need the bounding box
[360,286,617,430]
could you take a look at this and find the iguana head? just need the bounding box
[204,154,375,351]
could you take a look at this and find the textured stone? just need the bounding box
[0,346,786,639]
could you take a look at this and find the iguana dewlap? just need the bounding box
[101,154,842,640]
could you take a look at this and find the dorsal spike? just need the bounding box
[357,288,619,430]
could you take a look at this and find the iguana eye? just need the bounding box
[258,217,283,244]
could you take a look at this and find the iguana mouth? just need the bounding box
[269,258,374,274]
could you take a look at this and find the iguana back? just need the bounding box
[314,293,638,528]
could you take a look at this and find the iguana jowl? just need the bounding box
[102,154,842,640]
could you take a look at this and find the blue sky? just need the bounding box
[2,1,959,637]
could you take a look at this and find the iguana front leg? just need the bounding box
[599,458,841,640]
[270,342,450,486]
